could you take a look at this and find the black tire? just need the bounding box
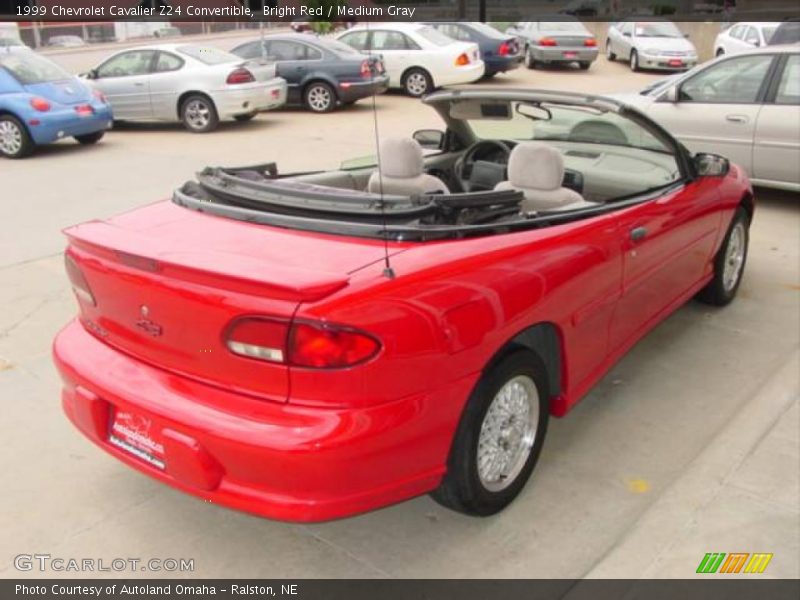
[402,68,433,97]
[606,40,616,61]
[303,81,336,113]
[180,94,219,133]
[74,131,105,145]
[482,71,497,80]
[234,113,256,122]
[696,207,750,306]
[630,49,640,72]
[579,61,591,70]
[431,350,550,516]
[0,114,35,159]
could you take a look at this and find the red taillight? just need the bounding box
[360,59,371,78]
[30,97,51,112]
[584,38,597,47]
[65,254,96,306]
[455,52,470,66]
[226,68,255,85]
[75,104,93,116]
[225,317,381,369]
[539,38,558,47]
[92,89,107,103]
[497,41,511,56]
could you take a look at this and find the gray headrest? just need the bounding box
[508,142,565,191]
[379,138,424,179]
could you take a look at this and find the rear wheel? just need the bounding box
[304,81,336,112]
[696,207,750,306]
[234,113,256,122]
[402,68,432,97]
[630,49,640,72]
[431,350,550,516]
[0,114,34,159]
[74,131,105,145]
[524,46,538,69]
[181,94,219,133]
[606,40,616,61]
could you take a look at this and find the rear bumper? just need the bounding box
[53,320,470,522]
[435,61,486,86]
[27,105,113,145]
[211,78,287,118]
[485,55,524,74]
[337,75,389,103]
[532,47,599,63]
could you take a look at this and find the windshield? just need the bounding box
[469,22,506,38]
[540,21,585,32]
[177,45,238,65]
[465,101,672,154]
[417,26,455,46]
[0,52,72,84]
[762,26,777,43]
[635,22,683,38]
[323,38,361,56]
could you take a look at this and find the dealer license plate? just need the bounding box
[108,408,165,470]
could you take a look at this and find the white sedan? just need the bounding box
[613,45,799,192]
[84,44,287,133]
[336,23,484,97]
[713,22,779,57]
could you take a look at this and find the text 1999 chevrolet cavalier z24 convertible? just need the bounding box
[54,88,753,521]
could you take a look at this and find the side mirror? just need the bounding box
[658,85,678,103]
[684,33,690,39]
[413,129,445,150]
[83,69,98,80]
[753,40,760,47]
[694,153,730,177]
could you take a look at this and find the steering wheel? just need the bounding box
[455,140,512,193]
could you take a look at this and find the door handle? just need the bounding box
[630,226,648,242]
[725,114,748,124]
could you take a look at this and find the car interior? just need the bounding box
[176,98,685,238]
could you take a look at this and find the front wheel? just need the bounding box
[696,207,750,306]
[0,114,34,159]
[181,94,219,133]
[402,68,432,97]
[74,131,105,145]
[431,350,550,516]
[630,49,640,72]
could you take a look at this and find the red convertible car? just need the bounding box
[53,89,753,521]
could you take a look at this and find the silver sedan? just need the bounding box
[83,43,287,133]
[606,20,698,72]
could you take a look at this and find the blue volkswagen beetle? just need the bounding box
[0,48,113,158]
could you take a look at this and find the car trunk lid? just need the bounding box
[64,201,394,402]
[26,78,92,106]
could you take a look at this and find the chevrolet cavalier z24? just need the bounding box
[53,89,753,521]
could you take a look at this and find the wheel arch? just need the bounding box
[401,65,434,89]
[302,77,339,100]
[482,322,563,402]
[176,90,215,119]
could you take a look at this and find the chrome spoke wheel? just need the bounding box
[185,100,210,129]
[477,375,539,492]
[307,86,332,111]
[722,222,746,292]
[0,120,23,156]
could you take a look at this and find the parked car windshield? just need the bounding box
[0,51,72,84]
[322,38,362,56]
[466,102,673,154]
[417,26,456,46]
[635,22,683,38]
[762,26,778,43]
[540,21,585,32]
[177,45,238,65]
[469,22,506,38]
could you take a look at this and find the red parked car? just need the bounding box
[54,89,753,521]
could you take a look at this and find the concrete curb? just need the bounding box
[573,347,800,582]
